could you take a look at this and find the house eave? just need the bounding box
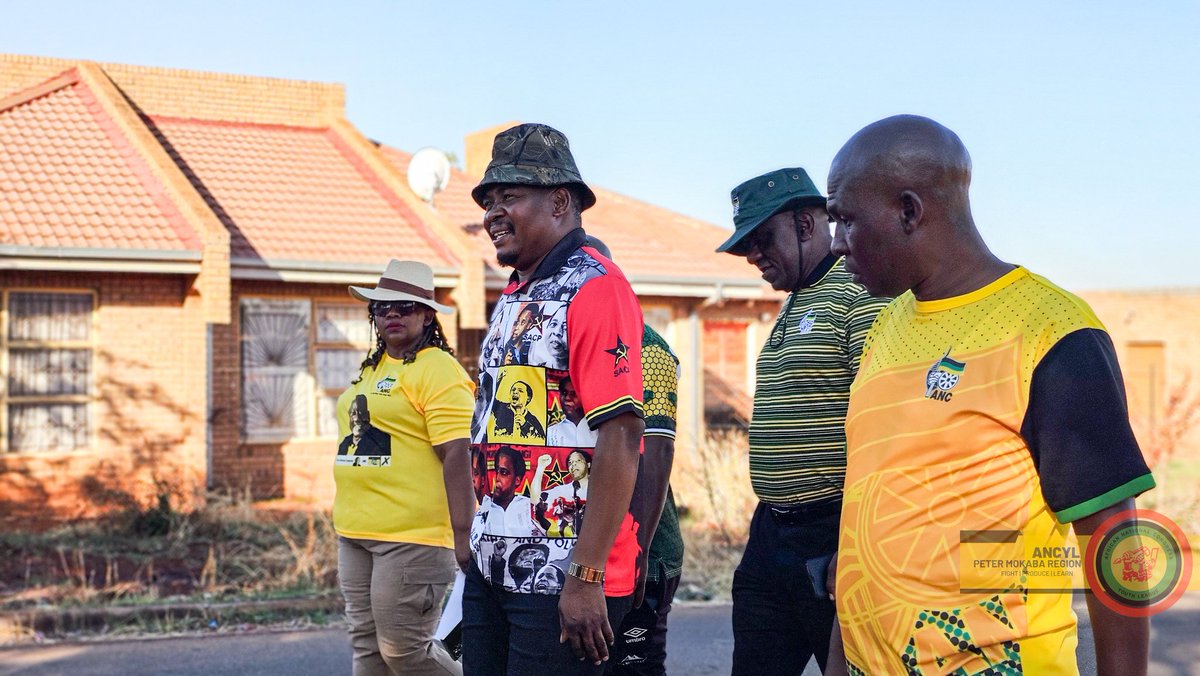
[0,245,202,274]
[230,256,458,288]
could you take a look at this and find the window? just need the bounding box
[240,298,312,441]
[3,291,94,453]
[315,303,374,437]
[240,298,376,442]
[642,305,672,337]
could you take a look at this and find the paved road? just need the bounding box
[2,596,1197,675]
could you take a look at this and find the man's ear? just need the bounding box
[550,186,572,218]
[899,190,924,234]
[795,210,817,242]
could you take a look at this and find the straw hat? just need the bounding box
[348,260,453,314]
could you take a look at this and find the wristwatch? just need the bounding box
[567,561,605,584]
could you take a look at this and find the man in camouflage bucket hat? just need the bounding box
[471,123,597,211]
[464,123,647,676]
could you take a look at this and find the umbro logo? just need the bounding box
[623,627,647,639]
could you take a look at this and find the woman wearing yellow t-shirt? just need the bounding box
[335,260,475,676]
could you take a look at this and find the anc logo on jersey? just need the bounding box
[924,348,965,402]
[797,308,817,335]
[376,375,397,396]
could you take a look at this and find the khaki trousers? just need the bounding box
[338,537,461,676]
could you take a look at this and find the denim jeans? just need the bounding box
[462,562,633,676]
[731,503,840,675]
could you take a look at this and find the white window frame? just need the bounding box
[1,288,97,454]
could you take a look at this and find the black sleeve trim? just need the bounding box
[1020,328,1153,519]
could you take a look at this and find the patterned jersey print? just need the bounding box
[469,234,644,597]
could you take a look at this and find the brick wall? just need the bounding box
[0,53,344,127]
[210,280,461,507]
[1082,289,1200,463]
[209,281,347,503]
[0,271,208,525]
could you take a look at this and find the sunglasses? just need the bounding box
[370,301,421,317]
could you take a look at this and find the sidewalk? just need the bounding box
[1,595,343,644]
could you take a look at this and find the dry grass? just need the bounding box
[673,431,756,599]
[1133,375,1200,532]
[0,490,339,613]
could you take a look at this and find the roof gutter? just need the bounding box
[0,245,202,274]
[481,266,774,300]
[230,256,458,288]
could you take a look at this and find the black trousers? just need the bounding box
[731,502,840,675]
[606,573,681,675]
[462,562,634,676]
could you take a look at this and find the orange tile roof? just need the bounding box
[586,187,766,285]
[380,145,769,289]
[380,145,503,275]
[0,69,200,252]
[151,118,455,269]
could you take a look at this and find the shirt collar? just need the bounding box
[506,227,588,291]
[799,252,839,289]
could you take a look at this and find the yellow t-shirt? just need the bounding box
[333,347,474,547]
[838,267,1153,675]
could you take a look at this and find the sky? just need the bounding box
[4,1,1198,290]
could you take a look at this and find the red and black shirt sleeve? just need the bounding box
[567,267,645,429]
[1020,328,1156,523]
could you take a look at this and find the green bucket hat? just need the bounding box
[471,123,597,211]
[716,167,826,254]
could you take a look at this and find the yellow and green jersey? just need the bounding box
[838,267,1154,675]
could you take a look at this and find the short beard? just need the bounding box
[497,250,518,267]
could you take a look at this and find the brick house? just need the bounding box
[4,55,1187,523]
[0,55,778,521]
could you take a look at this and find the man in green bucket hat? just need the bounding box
[717,168,889,675]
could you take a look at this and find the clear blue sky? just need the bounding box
[6,1,1198,290]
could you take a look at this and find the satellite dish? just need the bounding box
[407,147,453,203]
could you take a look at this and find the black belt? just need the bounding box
[765,500,842,525]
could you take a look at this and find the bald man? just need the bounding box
[824,115,1155,675]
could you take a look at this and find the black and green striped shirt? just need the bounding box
[749,255,889,505]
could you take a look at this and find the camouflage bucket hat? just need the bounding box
[471,123,597,211]
[716,167,826,254]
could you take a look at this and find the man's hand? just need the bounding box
[559,575,613,665]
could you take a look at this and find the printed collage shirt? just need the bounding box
[470,228,645,597]
[836,267,1154,675]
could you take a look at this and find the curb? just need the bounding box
[1,596,344,637]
